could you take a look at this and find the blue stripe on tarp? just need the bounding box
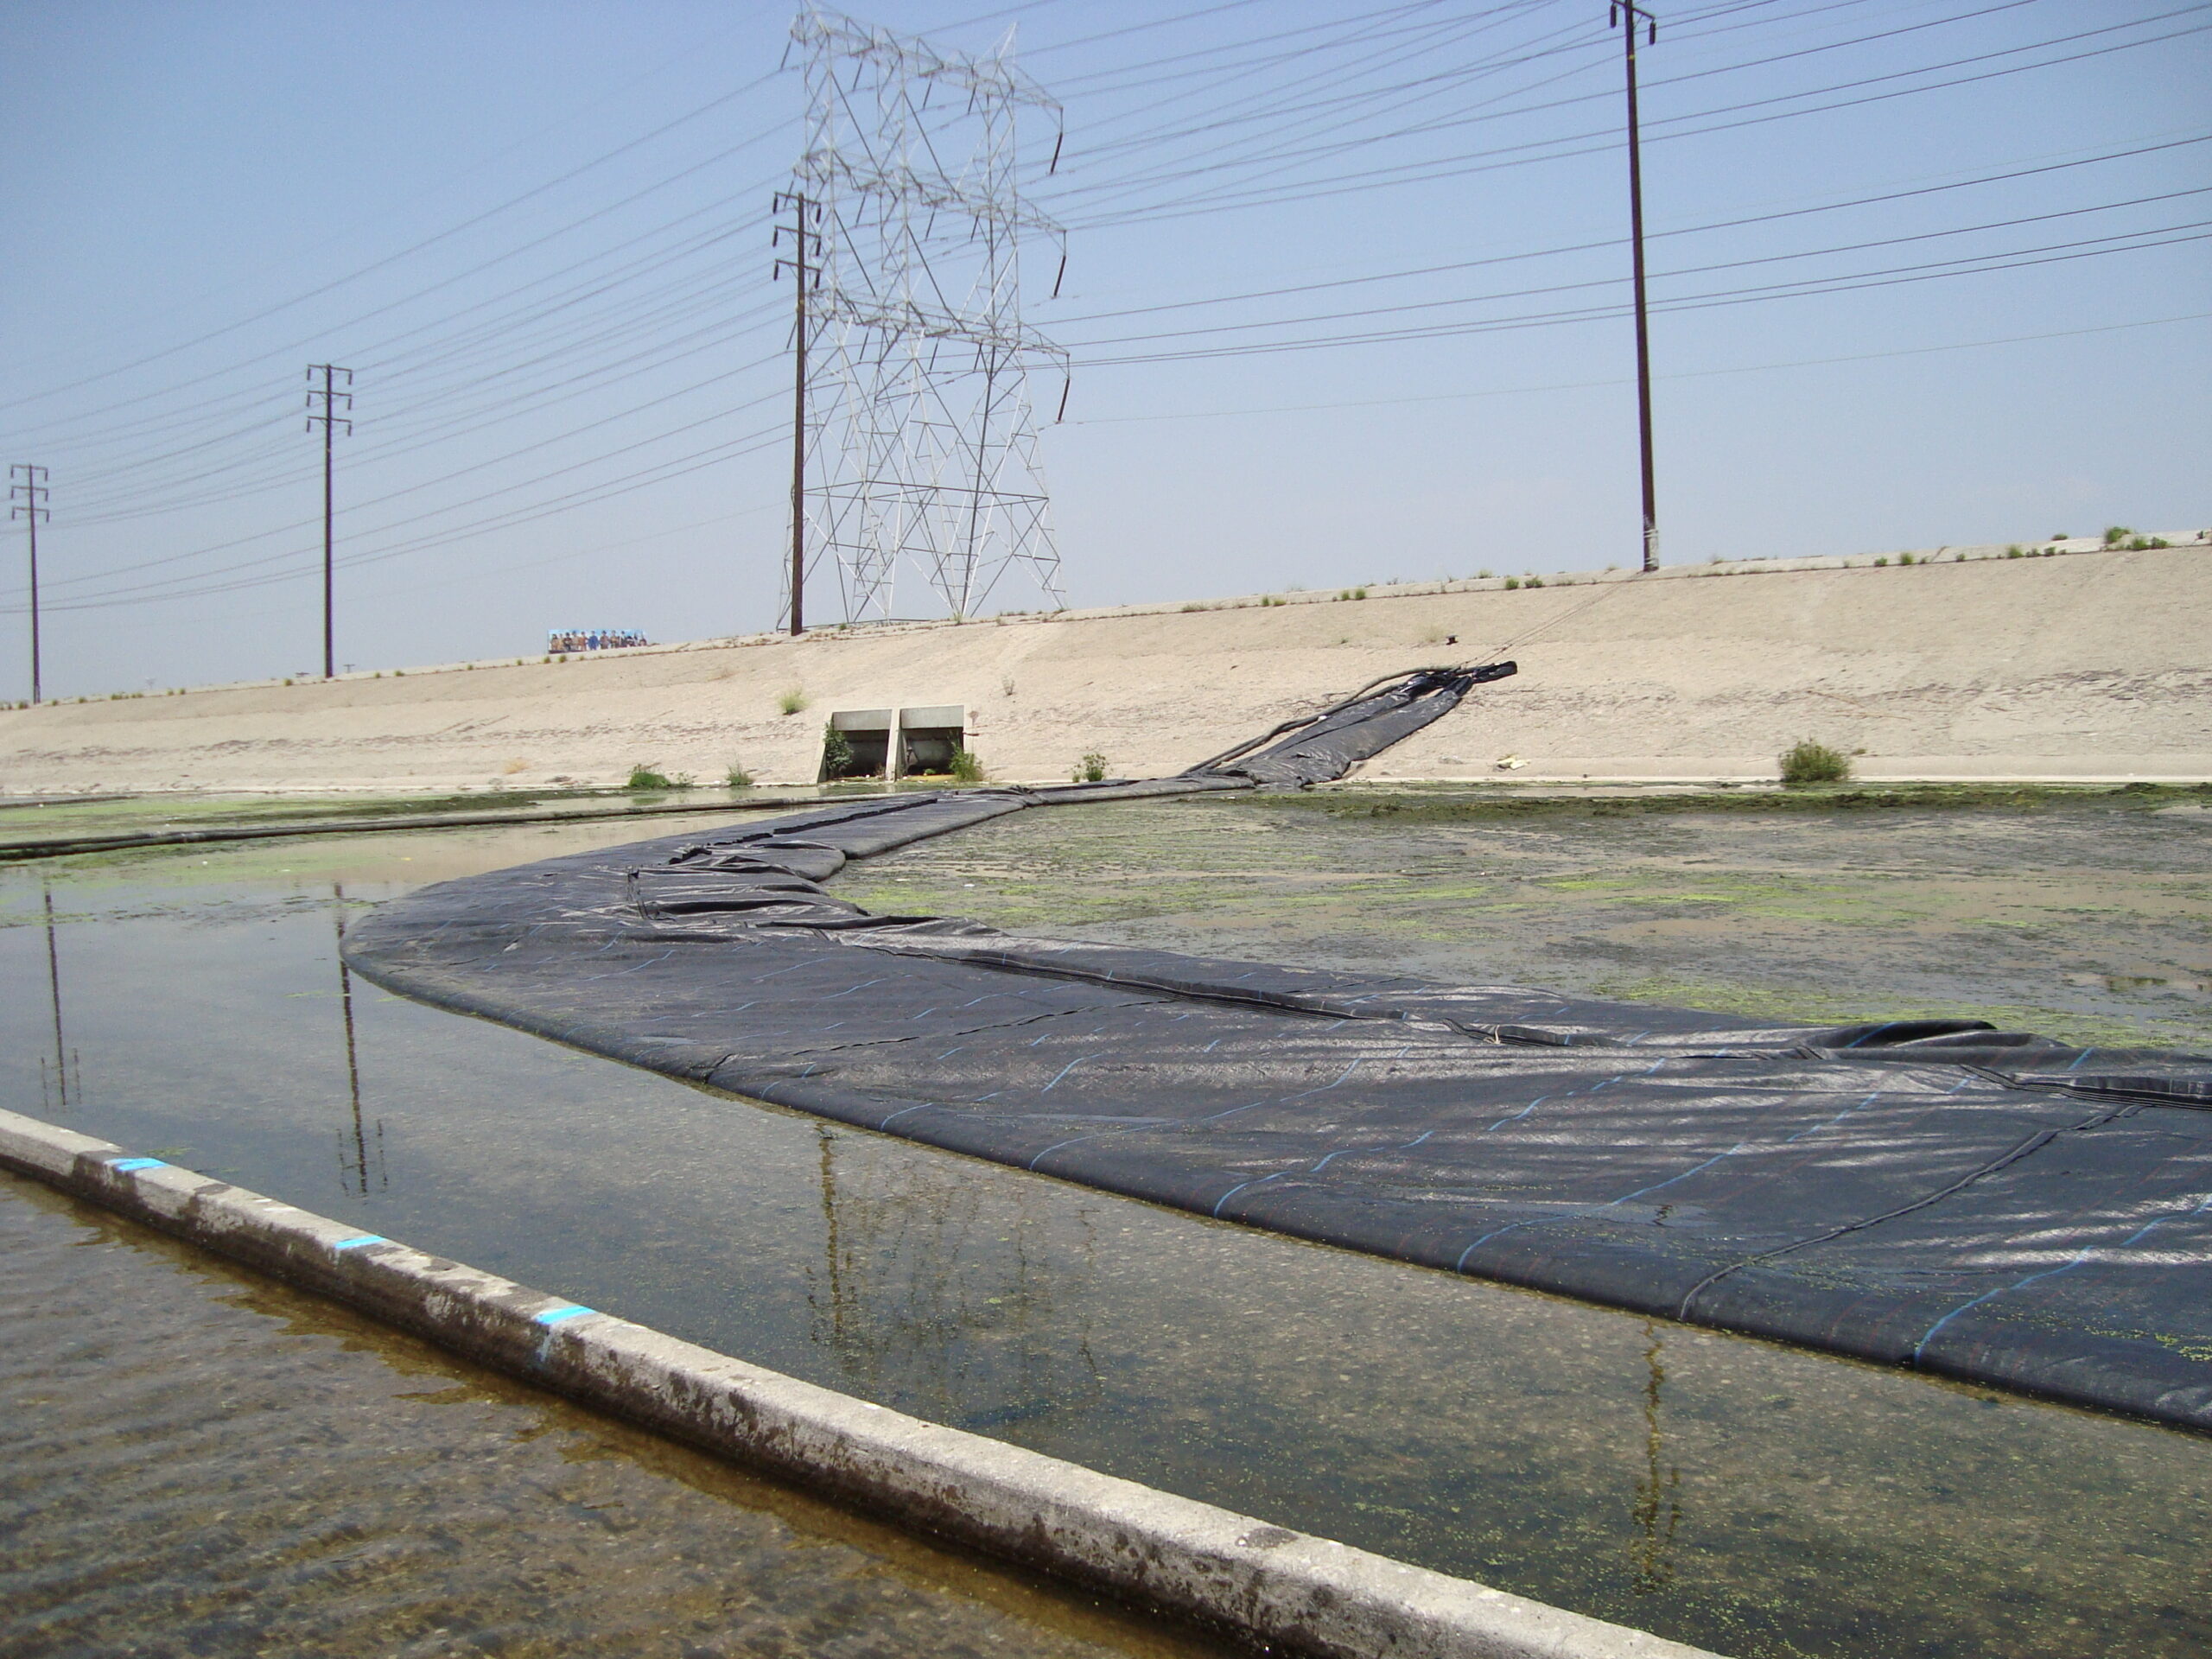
[532,1304,594,1326]
[108,1157,167,1173]
[333,1235,388,1251]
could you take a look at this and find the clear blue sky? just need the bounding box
[1,0,2204,696]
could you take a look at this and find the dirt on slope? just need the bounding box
[1,543,2204,794]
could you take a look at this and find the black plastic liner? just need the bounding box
[344,667,2212,1432]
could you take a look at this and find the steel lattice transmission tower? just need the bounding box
[784,8,1068,626]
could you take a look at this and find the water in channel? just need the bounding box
[3,792,2209,1659]
[0,1170,1230,1659]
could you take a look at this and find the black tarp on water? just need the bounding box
[344,666,2212,1432]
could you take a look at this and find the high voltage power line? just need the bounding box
[0,0,2199,657]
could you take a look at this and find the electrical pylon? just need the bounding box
[784,7,1068,626]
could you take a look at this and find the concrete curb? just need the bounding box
[0,1105,1724,1659]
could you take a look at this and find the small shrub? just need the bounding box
[2005,547,2023,559]
[1259,594,1284,607]
[2051,531,2069,542]
[1525,575,1545,588]
[1778,740,1852,787]
[778,687,809,715]
[821,726,854,777]
[1874,556,1889,567]
[1181,601,1211,613]
[1503,576,1521,590]
[1897,551,1915,566]
[1073,751,1109,784]
[1477,569,1493,579]
[724,763,754,789]
[949,749,986,784]
[2102,524,2133,547]
[626,765,677,791]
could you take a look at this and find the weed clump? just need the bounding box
[724,762,754,789]
[950,749,987,784]
[1073,750,1109,784]
[1779,740,1853,787]
[626,764,693,791]
[777,687,810,715]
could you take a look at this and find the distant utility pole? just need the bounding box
[1612,2,1661,572]
[305,365,353,678]
[9,464,48,703]
[772,193,821,636]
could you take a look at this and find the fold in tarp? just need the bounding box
[343,666,2212,1432]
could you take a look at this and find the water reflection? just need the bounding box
[807,1123,1102,1433]
[331,883,385,1198]
[39,885,76,1116]
[1629,1325,1683,1598]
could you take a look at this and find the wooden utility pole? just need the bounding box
[305,365,353,677]
[773,193,820,636]
[9,464,48,703]
[1613,3,1661,572]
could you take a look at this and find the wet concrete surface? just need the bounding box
[0,1169,1228,1659]
[4,795,2211,1657]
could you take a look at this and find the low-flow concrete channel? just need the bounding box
[4,791,2209,1657]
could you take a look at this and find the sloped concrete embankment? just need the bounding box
[1,544,2205,793]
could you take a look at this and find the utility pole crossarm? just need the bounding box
[1613,2,1662,573]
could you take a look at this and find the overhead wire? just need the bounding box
[1071,223,2212,367]
[1058,6,2212,226]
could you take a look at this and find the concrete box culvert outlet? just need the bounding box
[823,705,970,781]
[0,1105,1725,1659]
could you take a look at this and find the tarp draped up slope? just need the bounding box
[344,666,2212,1432]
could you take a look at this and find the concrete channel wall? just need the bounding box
[0,1104,1721,1659]
[2,538,2206,793]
